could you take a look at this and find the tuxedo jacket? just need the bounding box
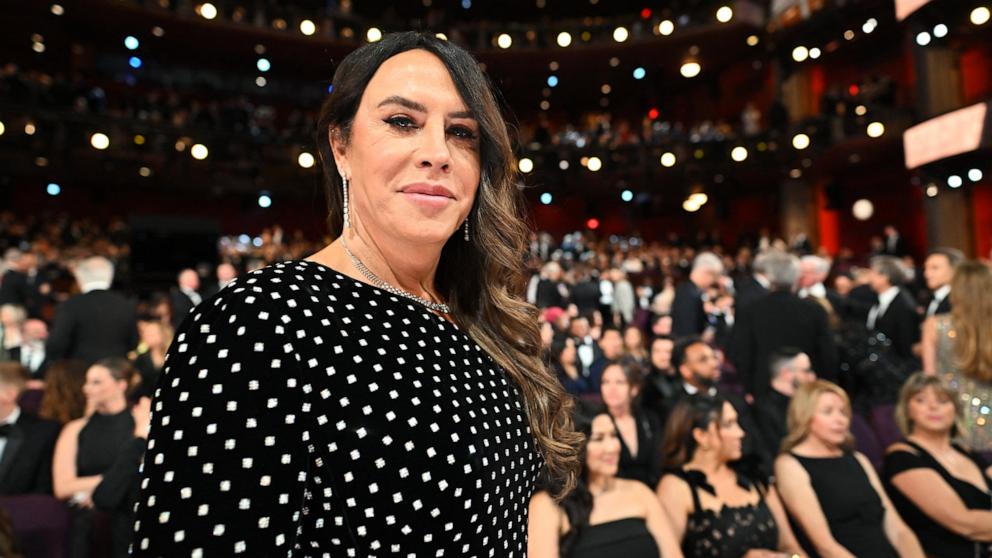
[872,289,921,361]
[46,289,139,364]
[671,282,706,337]
[0,412,61,495]
[170,289,199,331]
[734,275,769,313]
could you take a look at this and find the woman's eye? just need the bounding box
[448,125,478,140]
[385,116,416,129]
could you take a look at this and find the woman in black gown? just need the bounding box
[600,360,664,487]
[883,372,992,557]
[529,407,682,557]
[657,394,804,557]
[132,32,581,556]
[775,380,924,557]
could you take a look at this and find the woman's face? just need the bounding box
[908,386,956,436]
[585,414,621,479]
[651,338,674,370]
[82,365,126,407]
[600,364,634,409]
[330,49,481,248]
[560,337,577,365]
[140,321,164,348]
[716,401,745,462]
[623,327,643,351]
[808,392,851,448]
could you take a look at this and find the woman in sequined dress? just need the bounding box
[922,260,992,450]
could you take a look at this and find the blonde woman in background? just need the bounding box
[775,381,923,558]
[922,260,992,450]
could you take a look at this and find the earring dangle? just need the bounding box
[463,217,470,241]
[341,175,350,229]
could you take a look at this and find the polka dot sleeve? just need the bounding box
[131,283,311,557]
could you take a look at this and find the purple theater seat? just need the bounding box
[0,495,70,558]
[17,389,44,416]
[869,404,902,450]
[851,413,884,470]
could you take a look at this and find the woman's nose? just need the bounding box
[417,121,452,173]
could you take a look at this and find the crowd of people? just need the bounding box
[0,216,990,556]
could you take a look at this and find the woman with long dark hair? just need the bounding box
[133,31,581,555]
[657,395,804,557]
[529,407,682,557]
[600,360,664,487]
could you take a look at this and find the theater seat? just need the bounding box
[851,413,884,470]
[0,495,70,558]
[869,404,902,450]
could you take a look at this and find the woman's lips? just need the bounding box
[401,191,454,210]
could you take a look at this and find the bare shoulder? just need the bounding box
[885,442,917,456]
[618,478,655,502]
[774,453,807,478]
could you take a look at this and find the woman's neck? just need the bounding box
[908,429,954,452]
[609,403,632,420]
[795,435,843,457]
[686,450,727,476]
[96,397,128,415]
[586,472,615,496]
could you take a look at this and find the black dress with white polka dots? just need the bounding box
[131,260,544,557]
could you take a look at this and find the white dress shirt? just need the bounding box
[867,286,901,330]
[926,285,951,317]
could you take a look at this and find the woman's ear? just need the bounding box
[691,426,710,451]
[328,127,350,178]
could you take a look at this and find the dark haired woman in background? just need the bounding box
[52,357,148,558]
[133,31,581,555]
[775,381,922,557]
[529,408,682,557]
[552,335,590,396]
[883,372,992,557]
[600,360,664,487]
[657,395,804,557]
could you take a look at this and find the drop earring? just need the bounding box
[463,217,470,242]
[341,175,350,229]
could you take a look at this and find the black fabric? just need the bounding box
[169,289,198,331]
[730,290,838,397]
[570,280,602,315]
[46,289,139,364]
[752,389,790,456]
[734,275,768,313]
[639,368,679,419]
[870,289,920,362]
[610,408,664,488]
[671,282,706,338]
[883,440,992,558]
[0,411,60,495]
[132,351,163,399]
[673,468,779,557]
[132,261,542,556]
[791,452,897,557]
[534,278,567,309]
[568,517,659,558]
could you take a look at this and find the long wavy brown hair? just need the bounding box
[38,360,88,424]
[314,31,581,498]
[949,260,992,382]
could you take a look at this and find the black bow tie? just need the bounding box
[0,423,12,437]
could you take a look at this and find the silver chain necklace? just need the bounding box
[341,235,451,314]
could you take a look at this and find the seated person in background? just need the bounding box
[587,327,626,393]
[657,394,805,557]
[883,372,992,557]
[551,336,591,396]
[753,347,817,454]
[52,358,146,558]
[600,360,663,488]
[529,407,683,558]
[0,362,60,495]
[775,380,923,558]
[640,336,678,417]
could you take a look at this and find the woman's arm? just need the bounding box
[656,473,691,543]
[527,491,561,558]
[921,317,938,375]
[766,485,807,556]
[51,419,103,500]
[774,454,856,558]
[636,482,684,558]
[890,468,992,541]
[855,453,925,558]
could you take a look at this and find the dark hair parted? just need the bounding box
[661,394,727,470]
[314,31,580,498]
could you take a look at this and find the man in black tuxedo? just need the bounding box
[664,336,770,471]
[0,250,48,318]
[0,362,60,495]
[201,262,238,300]
[734,251,770,313]
[753,348,817,454]
[170,268,203,331]
[882,225,908,257]
[798,255,844,320]
[730,251,837,398]
[923,248,963,318]
[867,256,920,362]
[8,319,50,379]
[671,252,723,337]
[46,256,138,364]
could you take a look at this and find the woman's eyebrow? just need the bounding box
[377,95,475,120]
